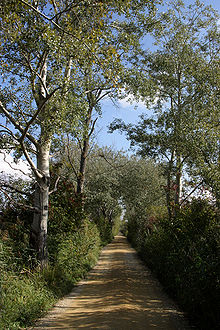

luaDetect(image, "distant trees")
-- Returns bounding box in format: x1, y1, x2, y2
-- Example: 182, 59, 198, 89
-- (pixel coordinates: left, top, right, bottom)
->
51, 142, 165, 243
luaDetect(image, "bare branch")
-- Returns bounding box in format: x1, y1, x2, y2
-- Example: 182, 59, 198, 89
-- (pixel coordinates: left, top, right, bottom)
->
97, 90, 113, 103
99, 152, 128, 170
0, 100, 39, 148
88, 118, 98, 137
49, 176, 60, 195
19, 141, 43, 180
10, 98, 29, 125
0, 187, 39, 212
0, 124, 18, 141
51, 0, 58, 14
180, 181, 204, 205
76, 135, 83, 153
0, 152, 31, 178
20, 0, 55, 23
20, 86, 61, 143
66, 135, 79, 179
0, 182, 31, 196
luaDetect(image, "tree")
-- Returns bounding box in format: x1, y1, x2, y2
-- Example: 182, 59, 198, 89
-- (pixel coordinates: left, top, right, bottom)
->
110, 0, 219, 217
0, 0, 160, 266
55, 0, 159, 201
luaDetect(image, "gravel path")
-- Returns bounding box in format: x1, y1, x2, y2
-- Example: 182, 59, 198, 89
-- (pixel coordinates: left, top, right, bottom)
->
31, 234, 193, 329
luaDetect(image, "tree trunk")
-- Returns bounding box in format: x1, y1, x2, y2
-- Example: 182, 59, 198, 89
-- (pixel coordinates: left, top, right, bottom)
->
174, 154, 182, 207
165, 154, 174, 220
77, 137, 89, 196
76, 106, 93, 197
30, 141, 51, 268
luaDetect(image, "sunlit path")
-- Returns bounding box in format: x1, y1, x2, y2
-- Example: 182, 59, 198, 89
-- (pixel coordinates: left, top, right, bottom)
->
32, 235, 192, 329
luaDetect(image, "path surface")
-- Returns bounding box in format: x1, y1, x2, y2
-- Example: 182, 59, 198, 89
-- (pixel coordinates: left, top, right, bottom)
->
32, 235, 192, 329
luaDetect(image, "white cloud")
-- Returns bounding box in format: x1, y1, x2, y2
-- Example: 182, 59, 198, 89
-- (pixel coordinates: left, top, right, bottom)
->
118, 93, 146, 109
0, 152, 31, 180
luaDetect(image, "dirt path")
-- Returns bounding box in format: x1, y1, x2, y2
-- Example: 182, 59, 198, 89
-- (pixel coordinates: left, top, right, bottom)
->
32, 234, 193, 329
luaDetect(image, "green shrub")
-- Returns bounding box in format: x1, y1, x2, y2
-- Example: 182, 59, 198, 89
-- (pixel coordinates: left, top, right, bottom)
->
0, 206, 33, 268
0, 272, 55, 329
129, 199, 220, 329
56, 220, 101, 282
112, 215, 121, 236
0, 238, 16, 273
93, 215, 113, 245
0, 219, 101, 329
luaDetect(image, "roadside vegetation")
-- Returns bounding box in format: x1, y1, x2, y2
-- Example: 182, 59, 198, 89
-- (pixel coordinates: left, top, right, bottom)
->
124, 199, 219, 329
0, 167, 119, 329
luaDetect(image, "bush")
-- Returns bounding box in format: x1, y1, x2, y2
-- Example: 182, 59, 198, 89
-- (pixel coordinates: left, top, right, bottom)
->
93, 215, 113, 246
0, 272, 55, 329
0, 220, 101, 329
0, 206, 33, 268
56, 220, 101, 282
129, 199, 220, 329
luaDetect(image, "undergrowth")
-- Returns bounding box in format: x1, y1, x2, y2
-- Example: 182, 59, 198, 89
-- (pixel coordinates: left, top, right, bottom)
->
127, 199, 220, 330
0, 220, 101, 329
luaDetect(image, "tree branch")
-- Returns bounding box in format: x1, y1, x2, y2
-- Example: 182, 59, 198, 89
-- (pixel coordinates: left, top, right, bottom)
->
0, 100, 39, 148
20, 141, 43, 180
66, 135, 79, 179
88, 118, 98, 137
0, 182, 31, 196
0, 124, 19, 141
20, 87, 61, 143
180, 181, 204, 205
49, 176, 60, 195
0, 152, 31, 178
0, 187, 39, 212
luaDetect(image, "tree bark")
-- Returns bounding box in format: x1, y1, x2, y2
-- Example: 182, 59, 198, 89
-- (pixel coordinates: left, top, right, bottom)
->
165, 152, 174, 220
30, 141, 51, 268
76, 106, 93, 197
77, 137, 89, 196
174, 154, 182, 207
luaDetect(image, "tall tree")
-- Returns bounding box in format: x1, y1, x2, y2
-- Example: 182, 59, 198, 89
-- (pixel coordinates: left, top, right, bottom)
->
110, 0, 219, 217
0, 0, 159, 266
52, 0, 159, 201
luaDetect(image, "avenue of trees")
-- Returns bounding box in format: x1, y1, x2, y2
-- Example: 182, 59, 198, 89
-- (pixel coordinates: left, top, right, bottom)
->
0, 1, 219, 329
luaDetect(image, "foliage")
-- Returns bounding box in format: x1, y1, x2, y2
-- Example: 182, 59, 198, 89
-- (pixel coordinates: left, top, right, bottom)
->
1, 207, 32, 257
92, 215, 114, 246
0, 219, 101, 329
85, 147, 122, 221
120, 156, 166, 245
112, 215, 121, 236
131, 199, 220, 329
56, 220, 101, 282
0, 271, 55, 329
47, 175, 84, 257
110, 0, 220, 215
50, 144, 124, 243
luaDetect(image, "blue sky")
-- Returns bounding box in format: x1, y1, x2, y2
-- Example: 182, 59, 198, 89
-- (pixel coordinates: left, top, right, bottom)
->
95, 0, 220, 152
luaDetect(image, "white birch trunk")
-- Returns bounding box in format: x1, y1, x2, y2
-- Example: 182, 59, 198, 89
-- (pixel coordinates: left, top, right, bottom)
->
31, 140, 51, 268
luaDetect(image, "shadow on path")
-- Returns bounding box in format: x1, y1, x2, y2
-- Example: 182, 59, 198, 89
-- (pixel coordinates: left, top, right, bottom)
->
32, 235, 192, 329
